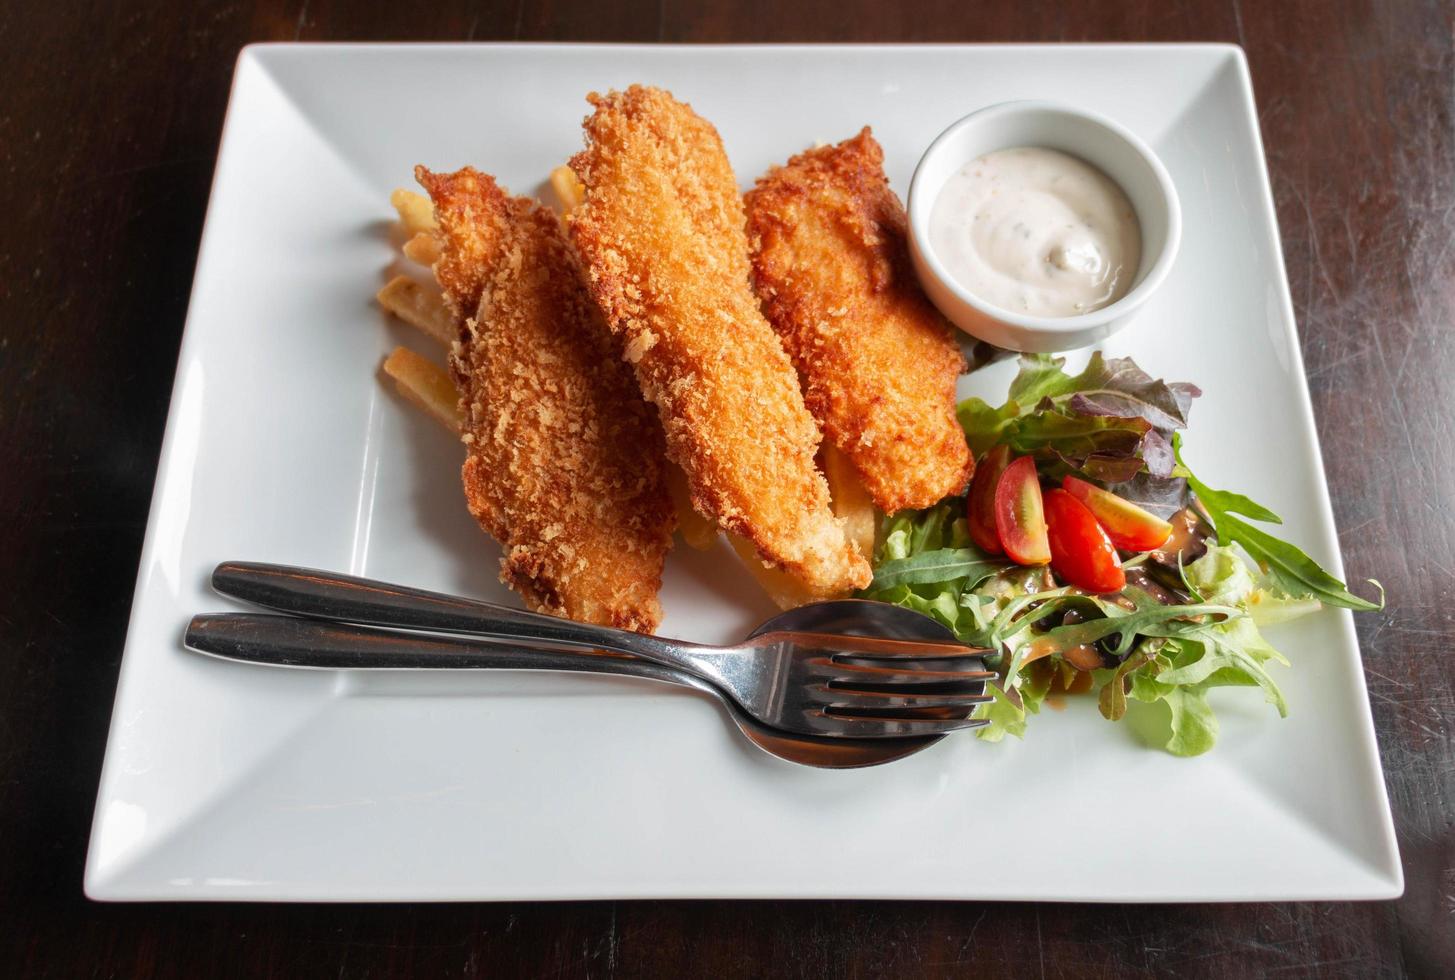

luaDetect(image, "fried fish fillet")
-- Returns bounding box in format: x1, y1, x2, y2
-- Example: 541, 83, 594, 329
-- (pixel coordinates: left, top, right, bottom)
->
568, 86, 870, 597
745, 129, 973, 514
416, 165, 674, 633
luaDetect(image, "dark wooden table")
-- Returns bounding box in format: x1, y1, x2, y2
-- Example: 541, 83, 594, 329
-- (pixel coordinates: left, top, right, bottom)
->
3, 1, 1452, 977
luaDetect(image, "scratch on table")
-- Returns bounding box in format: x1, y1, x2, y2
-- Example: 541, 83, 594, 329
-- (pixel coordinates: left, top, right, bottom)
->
606, 903, 618, 975
1034, 907, 1045, 979
1413, 721, 1445, 740
1265, 954, 1376, 975
1364, 667, 1414, 690
1306, 340, 1375, 380
1336, 517, 1377, 539
1364, 686, 1401, 708
1292, 179, 1340, 302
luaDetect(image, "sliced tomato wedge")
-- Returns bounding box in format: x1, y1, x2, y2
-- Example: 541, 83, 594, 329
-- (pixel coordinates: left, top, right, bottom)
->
1043, 489, 1126, 593
1062, 476, 1174, 552
993, 455, 1051, 565
966, 445, 1011, 554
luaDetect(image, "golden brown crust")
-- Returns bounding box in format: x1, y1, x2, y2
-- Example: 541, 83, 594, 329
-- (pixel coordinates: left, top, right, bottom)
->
744, 129, 973, 514
568, 86, 870, 597
416, 165, 674, 633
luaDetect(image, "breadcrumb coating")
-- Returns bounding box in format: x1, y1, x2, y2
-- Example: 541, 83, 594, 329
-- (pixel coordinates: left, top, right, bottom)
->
567, 86, 870, 597
745, 129, 972, 514
416, 165, 674, 632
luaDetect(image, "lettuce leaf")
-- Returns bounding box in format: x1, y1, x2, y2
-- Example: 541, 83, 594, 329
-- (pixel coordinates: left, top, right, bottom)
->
973, 684, 1029, 743
1158, 685, 1219, 757
957, 398, 1019, 456
1010, 352, 1200, 429
1003, 411, 1151, 461
959, 353, 1198, 486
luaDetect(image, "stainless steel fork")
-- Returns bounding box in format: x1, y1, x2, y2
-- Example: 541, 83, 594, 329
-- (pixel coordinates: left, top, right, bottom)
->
192, 561, 995, 740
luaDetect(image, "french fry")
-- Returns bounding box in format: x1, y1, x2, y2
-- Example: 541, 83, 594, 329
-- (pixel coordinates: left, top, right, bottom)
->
822, 443, 878, 561
402, 231, 441, 266
376, 275, 455, 346
664, 463, 717, 550
390, 188, 437, 236
727, 533, 818, 611
382, 347, 460, 432
549, 164, 585, 213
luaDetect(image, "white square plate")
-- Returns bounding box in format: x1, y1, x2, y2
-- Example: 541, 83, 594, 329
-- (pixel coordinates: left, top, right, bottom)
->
86, 43, 1401, 902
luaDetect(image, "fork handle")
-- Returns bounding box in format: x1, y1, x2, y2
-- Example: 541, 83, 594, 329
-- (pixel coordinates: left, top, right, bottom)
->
211, 561, 706, 671
187, 611, 684, 680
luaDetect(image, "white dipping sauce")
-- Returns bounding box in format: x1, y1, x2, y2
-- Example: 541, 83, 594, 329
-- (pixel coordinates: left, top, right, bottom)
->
928, 147, 1141, 317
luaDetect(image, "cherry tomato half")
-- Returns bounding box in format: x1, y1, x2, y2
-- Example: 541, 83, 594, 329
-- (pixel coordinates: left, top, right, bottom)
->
1043, 489, 1126, 593
993, 455, 1051, 565
967, 445, 1011, 555
1062, 476, 1174, 552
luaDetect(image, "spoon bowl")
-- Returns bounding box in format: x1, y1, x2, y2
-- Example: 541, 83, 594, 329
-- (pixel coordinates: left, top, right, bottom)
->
735, 599, 972, 767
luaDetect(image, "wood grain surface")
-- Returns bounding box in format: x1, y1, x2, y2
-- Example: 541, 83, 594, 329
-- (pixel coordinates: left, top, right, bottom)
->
1, 1, 1451, 977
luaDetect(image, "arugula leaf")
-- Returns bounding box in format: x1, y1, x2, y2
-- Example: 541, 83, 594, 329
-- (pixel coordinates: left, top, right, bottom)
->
1177, 446, 1281, 524
1172, 435, 1383, 612
1008, 596, 1239, 666
1097, 646, 1154, 721
868, 548, 1008, 590
1216, 513, 1384, 612
862, 505, 1006, 641
1157, 631, 1288, 716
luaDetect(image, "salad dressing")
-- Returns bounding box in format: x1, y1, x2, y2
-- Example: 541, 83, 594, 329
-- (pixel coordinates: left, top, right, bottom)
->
928, 147, 1141, 317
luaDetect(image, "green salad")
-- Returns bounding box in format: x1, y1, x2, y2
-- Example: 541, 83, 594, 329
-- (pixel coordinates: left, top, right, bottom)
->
859, 353, 1382, 756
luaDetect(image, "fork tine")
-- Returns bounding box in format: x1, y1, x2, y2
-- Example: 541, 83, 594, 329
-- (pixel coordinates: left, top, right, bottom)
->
803, 712, 989, 738
820, 692, 994, 710
779, 631, 986, 659
812, 662, 996, 686
833, 654, 996, 674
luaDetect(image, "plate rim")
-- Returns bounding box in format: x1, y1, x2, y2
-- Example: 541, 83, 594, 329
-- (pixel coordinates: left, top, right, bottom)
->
84, 41, 1403, 903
